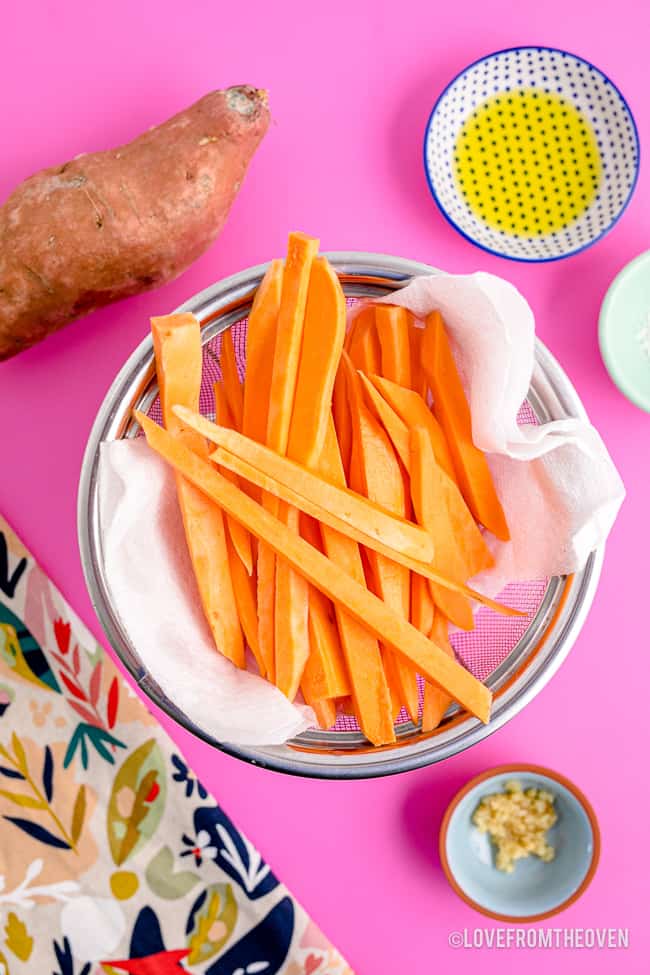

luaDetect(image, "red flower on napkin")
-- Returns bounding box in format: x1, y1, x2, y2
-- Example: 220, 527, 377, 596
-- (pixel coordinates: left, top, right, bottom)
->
101, 949, 189, 974
53, 618, 71, 654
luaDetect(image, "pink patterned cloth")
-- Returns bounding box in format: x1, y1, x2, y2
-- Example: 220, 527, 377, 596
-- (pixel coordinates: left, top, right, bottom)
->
0, 514, 353, 975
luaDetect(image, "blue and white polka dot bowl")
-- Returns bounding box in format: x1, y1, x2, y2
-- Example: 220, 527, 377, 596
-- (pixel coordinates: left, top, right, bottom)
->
424, 47, 640, 262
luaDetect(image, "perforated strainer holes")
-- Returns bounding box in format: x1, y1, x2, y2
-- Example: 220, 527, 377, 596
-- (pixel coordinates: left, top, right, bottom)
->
453, 89, 602, 237
452, 579, 549, 683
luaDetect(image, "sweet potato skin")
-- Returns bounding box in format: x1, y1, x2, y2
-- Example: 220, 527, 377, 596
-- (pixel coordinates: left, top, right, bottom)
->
0, 86, 270, 359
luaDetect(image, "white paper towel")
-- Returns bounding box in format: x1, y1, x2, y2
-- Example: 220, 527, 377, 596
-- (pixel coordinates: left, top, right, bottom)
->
99, 437, 314, 745
375, 272, 625, 586
97, 270, 624, 745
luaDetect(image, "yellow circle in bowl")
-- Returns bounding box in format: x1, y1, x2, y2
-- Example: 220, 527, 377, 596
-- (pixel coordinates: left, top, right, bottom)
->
453, 89, 602, 237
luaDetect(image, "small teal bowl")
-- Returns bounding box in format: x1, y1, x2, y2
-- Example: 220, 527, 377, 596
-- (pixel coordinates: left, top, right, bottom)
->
439, 765, 600, 922
424, 47, 640, 261
599, 250, 650, 412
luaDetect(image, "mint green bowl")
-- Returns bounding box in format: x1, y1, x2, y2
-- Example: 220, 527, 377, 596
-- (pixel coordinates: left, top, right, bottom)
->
599, 251, 650, 412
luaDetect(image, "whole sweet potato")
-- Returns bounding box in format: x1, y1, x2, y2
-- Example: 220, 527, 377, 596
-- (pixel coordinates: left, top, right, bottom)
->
0, 86, 270, 360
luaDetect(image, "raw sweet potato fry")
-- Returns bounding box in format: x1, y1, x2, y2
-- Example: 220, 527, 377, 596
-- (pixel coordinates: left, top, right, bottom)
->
135, 413, 493, 724
370, 375, 456, 482
220, 329, 244, 430
269, 234, 319, 699
173, 409, 434, 562
338, 696, 356, 717
243, 261, 284, 676
421, 310, 510, 541
256, 545, 276, 683
332, 366, 353, 477
409, 319, 427, 397
267, 232, 319, 455
303, 587, 351, 700
357, 371, 411, 469
226, 533, 265, 677
346, 426, 364, 496
383, 650, 407, 721
357, 371, 414, 525
276, 250, 346, 700
315, 421, 395, 746
214, 382, 253, 575
371, 376, 494, 579
150, 314, 244, 668
260, 233, 319, 695
347, 306, 381, 375
242, 260, 283, 448
214, 447, 421, 561
300, 514, 350, 701
278, 257, 347, 701
207, 443, 521, 618
288, 257, 347, 468
274, 537, 310, 701
411, 573, 435, 636
410, 425, 475, 630
375, 304, 411, 388
311, 697, 338, 731
287, 258, 351, 703
343, 307, 360, 351
151, 313, 202, 428
422, 614, 455, 732
342, 354, 419, 722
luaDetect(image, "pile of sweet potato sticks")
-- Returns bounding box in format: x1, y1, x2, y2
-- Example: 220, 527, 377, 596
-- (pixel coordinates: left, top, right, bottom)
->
137, 232, 519, 747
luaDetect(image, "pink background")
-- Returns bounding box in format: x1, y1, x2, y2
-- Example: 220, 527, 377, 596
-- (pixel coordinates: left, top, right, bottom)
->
2, 1, 650, 971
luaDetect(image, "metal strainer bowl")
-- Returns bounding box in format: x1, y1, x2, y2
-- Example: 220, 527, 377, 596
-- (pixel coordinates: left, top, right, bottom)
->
78, 253, 603, 778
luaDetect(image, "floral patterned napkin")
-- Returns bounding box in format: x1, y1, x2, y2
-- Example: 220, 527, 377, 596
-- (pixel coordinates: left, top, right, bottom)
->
0, 515, 352, 975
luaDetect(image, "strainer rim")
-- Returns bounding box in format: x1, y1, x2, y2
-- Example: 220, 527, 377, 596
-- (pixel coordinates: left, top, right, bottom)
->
77, 252, 604, 778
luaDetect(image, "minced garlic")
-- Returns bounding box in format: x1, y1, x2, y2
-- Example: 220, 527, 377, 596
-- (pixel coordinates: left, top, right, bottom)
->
472, 779, 557, 873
